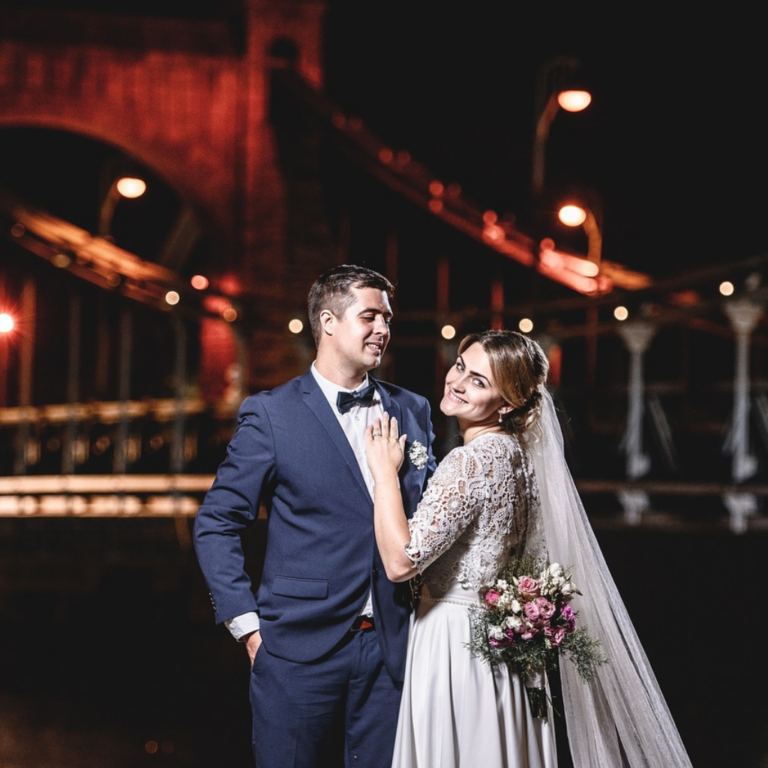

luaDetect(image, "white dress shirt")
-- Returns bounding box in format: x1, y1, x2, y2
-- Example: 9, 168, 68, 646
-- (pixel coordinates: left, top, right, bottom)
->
225, 363, 382, 641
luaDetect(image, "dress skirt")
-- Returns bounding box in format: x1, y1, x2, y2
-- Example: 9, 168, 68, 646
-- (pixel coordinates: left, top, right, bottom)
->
392, 582, 558, 768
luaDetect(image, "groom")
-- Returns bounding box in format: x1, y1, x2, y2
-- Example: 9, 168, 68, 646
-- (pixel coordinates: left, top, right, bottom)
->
193, 264, 436, 767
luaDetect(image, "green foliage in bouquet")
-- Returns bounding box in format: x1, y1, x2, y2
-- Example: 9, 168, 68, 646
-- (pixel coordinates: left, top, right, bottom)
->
467, 554, 607, 719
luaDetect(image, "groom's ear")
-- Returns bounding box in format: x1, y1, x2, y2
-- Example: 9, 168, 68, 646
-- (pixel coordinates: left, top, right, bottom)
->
319, 309, 335, 336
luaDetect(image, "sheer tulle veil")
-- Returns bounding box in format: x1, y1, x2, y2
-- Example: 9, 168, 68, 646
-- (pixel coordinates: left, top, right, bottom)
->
531, 388, 692, 767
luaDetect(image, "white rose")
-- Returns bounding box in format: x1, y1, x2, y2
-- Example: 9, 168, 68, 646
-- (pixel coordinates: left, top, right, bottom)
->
505, 615, 523, 631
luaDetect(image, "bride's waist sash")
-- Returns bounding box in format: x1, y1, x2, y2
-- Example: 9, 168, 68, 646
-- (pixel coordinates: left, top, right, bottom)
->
421, 581, 482, 606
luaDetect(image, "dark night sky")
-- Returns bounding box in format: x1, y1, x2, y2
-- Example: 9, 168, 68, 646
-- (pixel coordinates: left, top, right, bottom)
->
323, 3, 768, 279
1, 1, 767, 281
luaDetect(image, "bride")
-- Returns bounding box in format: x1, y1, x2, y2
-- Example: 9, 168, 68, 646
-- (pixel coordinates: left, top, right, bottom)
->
365, 329, 692, 767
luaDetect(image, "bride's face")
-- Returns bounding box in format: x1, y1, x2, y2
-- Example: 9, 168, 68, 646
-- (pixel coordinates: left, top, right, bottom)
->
440, 343, 506, 425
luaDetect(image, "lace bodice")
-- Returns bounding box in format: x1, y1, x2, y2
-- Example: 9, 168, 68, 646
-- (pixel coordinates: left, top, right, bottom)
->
405, 432, 543, 594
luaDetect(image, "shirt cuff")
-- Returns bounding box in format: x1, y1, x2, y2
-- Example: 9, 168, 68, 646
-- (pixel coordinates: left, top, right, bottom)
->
225, 612, 260, 641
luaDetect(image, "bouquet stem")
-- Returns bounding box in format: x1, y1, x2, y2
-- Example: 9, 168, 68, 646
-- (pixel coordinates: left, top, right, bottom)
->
526, 687, 549, 721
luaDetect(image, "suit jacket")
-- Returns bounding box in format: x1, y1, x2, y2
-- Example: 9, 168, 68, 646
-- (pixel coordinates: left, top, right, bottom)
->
193, 369, 436, 683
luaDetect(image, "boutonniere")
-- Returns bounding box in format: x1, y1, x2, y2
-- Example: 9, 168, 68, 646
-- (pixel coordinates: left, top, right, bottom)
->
408, 440, 428, 470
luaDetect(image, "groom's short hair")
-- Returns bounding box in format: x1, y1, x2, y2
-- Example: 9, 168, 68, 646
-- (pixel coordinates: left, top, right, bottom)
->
307, 264, 394, 346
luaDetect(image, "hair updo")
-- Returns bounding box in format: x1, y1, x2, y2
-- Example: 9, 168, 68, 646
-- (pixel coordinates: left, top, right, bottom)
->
457, 330, 549, 441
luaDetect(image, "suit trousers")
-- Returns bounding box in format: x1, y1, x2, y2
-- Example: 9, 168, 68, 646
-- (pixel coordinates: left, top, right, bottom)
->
250, 628, 402, 768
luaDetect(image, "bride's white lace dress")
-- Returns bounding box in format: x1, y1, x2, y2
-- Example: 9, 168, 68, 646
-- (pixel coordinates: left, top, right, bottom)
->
393, 432, 557, 768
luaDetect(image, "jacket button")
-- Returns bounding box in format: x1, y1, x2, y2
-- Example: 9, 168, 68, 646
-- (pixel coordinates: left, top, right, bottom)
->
372, 567, 379, 579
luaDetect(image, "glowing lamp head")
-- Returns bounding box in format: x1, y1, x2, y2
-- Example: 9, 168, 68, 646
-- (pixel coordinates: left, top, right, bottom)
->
557, 89, 592, 112
0, 313, 14, 333
116, 177, 147, 199
558, 205, 587, 227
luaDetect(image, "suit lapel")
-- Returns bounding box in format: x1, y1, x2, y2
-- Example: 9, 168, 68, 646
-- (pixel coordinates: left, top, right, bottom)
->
300, 372, 373, 504
375, 379, 401, 425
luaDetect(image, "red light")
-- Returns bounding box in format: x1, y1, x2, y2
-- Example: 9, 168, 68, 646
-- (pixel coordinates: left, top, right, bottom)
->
0, 313, 14, 333
429, 181, 444, 197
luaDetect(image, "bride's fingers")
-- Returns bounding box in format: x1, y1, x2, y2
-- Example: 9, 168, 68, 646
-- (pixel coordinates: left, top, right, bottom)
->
381, 413, 398, 440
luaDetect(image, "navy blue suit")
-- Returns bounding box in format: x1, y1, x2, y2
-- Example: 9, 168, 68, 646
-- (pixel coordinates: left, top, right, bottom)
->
194, 370, 436, 766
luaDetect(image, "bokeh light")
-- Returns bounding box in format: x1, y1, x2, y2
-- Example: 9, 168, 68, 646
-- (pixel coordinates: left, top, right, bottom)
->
518, 318, 534, 333
288, 318, 304, 334
614, 306, 629, 321
441, 324, 456, 340
719, 281, 735, 296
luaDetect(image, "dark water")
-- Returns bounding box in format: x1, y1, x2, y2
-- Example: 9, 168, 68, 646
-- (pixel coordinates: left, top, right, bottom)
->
0, 518, 765, 767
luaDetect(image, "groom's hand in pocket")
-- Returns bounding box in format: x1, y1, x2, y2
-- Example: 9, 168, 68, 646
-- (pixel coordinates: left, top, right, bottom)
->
244, 630, 262, 666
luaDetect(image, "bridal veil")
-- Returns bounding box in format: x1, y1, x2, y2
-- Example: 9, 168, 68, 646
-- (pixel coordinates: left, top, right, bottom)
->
531, 388, 692, 767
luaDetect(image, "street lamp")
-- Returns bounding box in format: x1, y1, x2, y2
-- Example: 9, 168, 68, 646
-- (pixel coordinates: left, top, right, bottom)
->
531, 56, 592, 201
98, 175, 147, 238
558, 202, 602, 268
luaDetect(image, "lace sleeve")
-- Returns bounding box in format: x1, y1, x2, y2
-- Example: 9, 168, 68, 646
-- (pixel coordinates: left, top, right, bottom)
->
404, 446, 485, 571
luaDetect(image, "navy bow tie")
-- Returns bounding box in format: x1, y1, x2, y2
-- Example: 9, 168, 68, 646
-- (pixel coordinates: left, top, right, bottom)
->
336, 384, 376, 414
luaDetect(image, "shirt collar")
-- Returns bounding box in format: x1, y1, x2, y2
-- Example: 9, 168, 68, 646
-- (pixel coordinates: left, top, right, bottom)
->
311, 362, 374, 404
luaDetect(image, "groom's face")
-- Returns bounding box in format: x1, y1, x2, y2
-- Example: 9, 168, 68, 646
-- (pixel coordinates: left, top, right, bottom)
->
323, 286, 392, 374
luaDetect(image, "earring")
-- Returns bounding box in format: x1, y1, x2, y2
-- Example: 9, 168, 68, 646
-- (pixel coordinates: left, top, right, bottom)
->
498, 412, 504, 424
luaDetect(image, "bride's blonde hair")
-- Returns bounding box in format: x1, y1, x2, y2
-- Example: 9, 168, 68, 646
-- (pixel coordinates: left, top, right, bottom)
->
458, 330, 549, 440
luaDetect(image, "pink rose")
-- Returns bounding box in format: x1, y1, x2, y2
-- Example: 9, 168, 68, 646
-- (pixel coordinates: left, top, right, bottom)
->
517, 576, 540, 599
535, 597, 555, 619
523, 601, 541, 621
560, 604, 576, 633
545, 625, 566, 646
484, 588, 502, 607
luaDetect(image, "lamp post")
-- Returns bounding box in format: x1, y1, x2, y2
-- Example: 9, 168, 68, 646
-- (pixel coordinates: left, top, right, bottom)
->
98, 175, 147, 238
557, 199, 604, 385
558, 202, 602, 269
531, 56, 592, 201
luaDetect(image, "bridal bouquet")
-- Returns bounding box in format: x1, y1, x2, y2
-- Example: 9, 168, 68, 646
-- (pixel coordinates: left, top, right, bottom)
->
468, 554, 607, 720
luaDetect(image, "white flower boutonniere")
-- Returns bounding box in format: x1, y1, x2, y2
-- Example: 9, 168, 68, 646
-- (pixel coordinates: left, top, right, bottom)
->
408, 440, 428, 470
